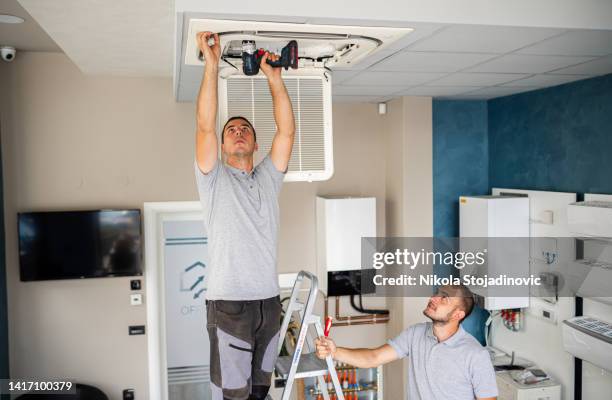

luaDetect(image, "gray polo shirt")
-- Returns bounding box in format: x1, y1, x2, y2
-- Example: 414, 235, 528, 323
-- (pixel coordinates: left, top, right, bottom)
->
388, 322, 498, 400
194, 154, 285, 300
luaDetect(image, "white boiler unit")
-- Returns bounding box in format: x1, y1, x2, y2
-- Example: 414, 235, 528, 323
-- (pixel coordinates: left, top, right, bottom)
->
316, 196, 376, 295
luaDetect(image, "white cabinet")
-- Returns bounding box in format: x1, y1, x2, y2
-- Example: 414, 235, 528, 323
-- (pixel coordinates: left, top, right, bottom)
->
459, 195, 530, 310
496, 371, 561, 400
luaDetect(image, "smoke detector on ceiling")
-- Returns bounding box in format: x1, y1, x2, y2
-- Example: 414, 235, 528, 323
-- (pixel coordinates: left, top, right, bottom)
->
185, 19, 413, 76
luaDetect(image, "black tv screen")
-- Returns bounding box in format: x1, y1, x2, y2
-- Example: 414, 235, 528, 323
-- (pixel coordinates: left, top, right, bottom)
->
18, 209, 142, 281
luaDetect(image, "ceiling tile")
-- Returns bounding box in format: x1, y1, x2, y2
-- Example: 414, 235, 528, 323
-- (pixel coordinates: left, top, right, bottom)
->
500, 74, 592, 87
340, 49, 397, 71
396, 86, 483, 97
409, 25, 564, 54
381, 22, 447, 51
517, 30, 612, 57
332, 95, 383, 103
370, 51, 497, 72
332, 85, 401, 96
329, 69, 361, 84
427, 72, 530, 86
343, 71, 445, 86
550, 55, 612, 75
461, 86, 540, 98
467, 54, 595, 73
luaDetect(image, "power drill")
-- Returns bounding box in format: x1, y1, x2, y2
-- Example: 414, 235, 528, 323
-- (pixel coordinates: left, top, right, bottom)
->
241, 40, 298, 76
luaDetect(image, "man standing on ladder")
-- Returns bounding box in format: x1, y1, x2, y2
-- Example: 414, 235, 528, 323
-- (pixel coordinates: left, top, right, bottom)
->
194, 31, 296, 400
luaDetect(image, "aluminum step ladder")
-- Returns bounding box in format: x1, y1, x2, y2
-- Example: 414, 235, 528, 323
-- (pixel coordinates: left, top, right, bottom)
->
274, 271, 345, 400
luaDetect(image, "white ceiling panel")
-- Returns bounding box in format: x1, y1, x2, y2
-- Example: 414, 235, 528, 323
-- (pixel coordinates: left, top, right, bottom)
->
329, 69, 362, 84
396, 86, 482, 97
500, 73, 592, 87
332, 85, 401, 96
409, 25, 565, 54
551, 55, 612, 75
343, 71, 445, 86
459, 86, 540, 99
517, 30, 612, 56
16, 0, 611, 102
18, 0, 174, 76
332, 95, 383, 103
379, 22, 447, 51
370, 51, 497, 72
468, 54, 595, 73
338, 50, 397, 71
428, 72, 530, 86
0, 0, 61, 52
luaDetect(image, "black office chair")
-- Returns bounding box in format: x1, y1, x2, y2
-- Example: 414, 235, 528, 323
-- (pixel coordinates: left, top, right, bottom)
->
15, 383, 109, 400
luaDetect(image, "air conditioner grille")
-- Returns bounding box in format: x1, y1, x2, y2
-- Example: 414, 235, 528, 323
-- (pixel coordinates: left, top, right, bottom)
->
226, 77, 326, 174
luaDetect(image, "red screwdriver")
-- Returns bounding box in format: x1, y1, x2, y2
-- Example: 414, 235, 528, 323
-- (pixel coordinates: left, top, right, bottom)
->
324, 316, 333, 337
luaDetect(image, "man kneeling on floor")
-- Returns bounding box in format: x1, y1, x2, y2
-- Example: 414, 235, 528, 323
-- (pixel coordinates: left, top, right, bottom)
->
315, 285, 498, 400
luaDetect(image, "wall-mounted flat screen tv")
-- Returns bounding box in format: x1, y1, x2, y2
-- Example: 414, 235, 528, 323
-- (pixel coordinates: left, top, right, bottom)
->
18, 209, 142, 281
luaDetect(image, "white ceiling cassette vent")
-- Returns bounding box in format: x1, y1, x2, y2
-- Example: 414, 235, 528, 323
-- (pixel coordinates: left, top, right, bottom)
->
218, 71, 333, 182
185, 19, 413, 72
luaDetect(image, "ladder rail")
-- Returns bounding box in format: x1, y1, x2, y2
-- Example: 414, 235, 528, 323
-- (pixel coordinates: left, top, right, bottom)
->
277, 273, 302, 355
313, 320, 344, 399
277, 271, 319, 354
281, 272, 319, 400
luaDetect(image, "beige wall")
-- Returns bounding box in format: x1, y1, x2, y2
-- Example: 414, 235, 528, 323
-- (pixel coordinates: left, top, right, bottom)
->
382, 97, 433, 400
1, 52, 412, 399
2, 52, 195, 399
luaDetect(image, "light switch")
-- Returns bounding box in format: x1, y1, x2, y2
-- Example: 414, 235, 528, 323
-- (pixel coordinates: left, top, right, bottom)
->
130, 294, 143, 306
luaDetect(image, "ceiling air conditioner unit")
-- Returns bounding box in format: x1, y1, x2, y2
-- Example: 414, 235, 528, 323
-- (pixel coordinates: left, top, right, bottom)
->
184, 19, 412, 71
184, 19, 412, 182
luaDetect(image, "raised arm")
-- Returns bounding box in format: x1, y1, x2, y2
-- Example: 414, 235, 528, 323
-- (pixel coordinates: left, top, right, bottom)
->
195, 31, 221, 174
259, 52, 296, 173
315, 337, 399, 369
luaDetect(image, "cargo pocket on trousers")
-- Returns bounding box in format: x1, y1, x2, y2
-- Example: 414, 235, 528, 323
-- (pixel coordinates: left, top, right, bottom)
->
217, 327, 253, 390
261, 330, 280, 373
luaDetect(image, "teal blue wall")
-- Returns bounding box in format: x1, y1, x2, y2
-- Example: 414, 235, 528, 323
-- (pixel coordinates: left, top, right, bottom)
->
432, 73, 612, 345
433, 100, 490, 345
433, 100, 489, 237
489, 73, 612, 195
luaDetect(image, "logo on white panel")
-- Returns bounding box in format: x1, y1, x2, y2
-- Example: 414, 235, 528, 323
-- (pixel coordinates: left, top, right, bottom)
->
180, 261, 206, 299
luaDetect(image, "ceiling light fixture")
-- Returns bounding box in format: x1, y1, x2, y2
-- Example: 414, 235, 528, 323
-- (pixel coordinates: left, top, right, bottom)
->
0, 14, 25, 24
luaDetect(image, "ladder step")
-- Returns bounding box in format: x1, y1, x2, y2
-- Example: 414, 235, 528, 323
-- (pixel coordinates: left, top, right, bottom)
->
275, 353, 330, 379
292, 301, 304, 311
307, 314, 321, 324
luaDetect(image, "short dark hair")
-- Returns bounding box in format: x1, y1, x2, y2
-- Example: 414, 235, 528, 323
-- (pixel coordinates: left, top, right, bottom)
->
454, 285, 475, 322
221, 116, 256, 144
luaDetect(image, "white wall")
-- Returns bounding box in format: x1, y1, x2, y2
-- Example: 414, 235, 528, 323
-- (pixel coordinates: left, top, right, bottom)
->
489, 189, 612, 400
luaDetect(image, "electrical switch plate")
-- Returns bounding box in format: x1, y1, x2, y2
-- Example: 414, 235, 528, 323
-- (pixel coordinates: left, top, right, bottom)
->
130, 294, 143, 306
528, 303, 557, 324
